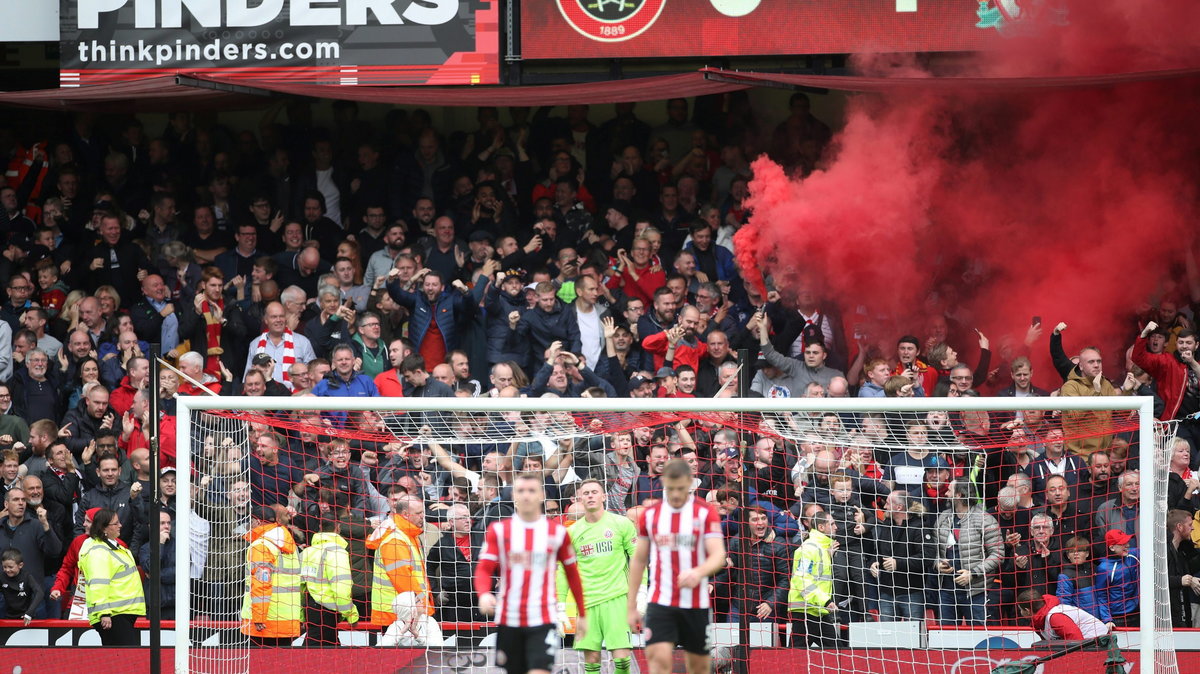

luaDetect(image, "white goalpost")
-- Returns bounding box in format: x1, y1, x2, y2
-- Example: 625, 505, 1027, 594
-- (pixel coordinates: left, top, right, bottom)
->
173, 394, 1173, 674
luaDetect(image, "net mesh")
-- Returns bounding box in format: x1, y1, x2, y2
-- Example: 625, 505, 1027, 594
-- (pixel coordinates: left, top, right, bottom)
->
188, 411, 252, 674
179, 400, 1177, 674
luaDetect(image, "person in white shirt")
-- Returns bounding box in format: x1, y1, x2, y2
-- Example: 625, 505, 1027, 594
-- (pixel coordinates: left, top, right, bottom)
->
245, 302, 316, 389
573, 275, 606, 370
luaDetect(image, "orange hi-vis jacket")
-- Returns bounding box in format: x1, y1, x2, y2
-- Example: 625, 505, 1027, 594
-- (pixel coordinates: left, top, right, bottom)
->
367, 515, 434, 626
240, 523, 302, 639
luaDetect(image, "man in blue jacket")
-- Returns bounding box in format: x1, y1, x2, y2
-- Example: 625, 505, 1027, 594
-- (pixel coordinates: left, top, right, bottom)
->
1095, 528, 1140, 627
312, 344, 379, 427
386, 267, 487, 369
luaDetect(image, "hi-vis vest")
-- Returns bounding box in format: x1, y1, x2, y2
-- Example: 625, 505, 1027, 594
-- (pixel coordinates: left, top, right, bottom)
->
240, 524, 303, 638
301, 532, 359, 622
1043, 603, 1110, 640
788, 529, 835, 616
78, 537, 146, 625
369, 516, 432, 626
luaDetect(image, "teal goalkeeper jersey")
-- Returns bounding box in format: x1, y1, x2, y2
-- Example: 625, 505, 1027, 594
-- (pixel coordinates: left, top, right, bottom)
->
569, 511, 638, 607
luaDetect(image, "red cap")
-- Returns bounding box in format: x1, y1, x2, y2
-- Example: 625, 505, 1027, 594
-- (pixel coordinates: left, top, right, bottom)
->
86, 507, 103, 522
1105, 529, 1133, 547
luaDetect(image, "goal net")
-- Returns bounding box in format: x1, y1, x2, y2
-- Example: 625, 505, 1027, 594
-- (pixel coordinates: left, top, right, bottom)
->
173, 395, 1177, 674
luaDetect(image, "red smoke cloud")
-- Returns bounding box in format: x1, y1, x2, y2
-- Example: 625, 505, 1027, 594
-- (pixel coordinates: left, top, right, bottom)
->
735, 0, 1200, 367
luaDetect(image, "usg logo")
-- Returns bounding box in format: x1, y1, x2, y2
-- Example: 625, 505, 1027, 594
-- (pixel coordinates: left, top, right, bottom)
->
556, 0, 667, 42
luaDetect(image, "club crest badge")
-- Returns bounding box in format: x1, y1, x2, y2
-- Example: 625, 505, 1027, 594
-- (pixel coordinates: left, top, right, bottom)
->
976, 0, 1068, 35
556, 0, 668, 43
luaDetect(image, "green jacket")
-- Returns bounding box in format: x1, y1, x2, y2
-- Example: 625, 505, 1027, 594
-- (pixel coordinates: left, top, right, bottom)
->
788, 529, 835, 616
353, 333, 388, 379
79, 537, 146, 625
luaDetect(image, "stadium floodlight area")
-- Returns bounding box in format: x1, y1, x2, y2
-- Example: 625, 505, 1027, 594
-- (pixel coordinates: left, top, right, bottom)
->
173, 395, 1177, 674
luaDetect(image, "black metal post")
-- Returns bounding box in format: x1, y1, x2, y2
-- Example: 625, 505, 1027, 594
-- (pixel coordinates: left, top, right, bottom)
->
736, 348, 751, 399
148, 346, 161, 674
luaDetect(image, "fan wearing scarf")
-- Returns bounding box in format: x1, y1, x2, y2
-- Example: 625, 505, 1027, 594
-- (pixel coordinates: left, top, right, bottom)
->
194, 267, 227, 376
246, 301, 316, 390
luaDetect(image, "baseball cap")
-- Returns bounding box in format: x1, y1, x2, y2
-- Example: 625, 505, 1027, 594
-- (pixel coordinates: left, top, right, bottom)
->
607, 200, 634, 221
252, 353, 273, 366
629, 374, 652, 390
1105, 529, 1133, 547
925, 456, 950, 470
655, 366, 675, 379
720, 446, 741, 460
6, 233, 31, 253
161, 467, 176, 476
469, 230, 495, 244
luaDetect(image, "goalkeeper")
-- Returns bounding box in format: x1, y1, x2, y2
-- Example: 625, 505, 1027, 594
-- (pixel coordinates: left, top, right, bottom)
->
569, 479, 638, 674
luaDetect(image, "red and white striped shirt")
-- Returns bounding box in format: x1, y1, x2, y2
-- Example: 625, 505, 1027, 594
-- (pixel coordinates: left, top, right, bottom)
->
477, 515, 580, 627
638, 496, 722, 609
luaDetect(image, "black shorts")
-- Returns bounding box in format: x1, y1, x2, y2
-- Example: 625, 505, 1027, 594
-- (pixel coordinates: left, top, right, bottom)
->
643, 603, 712, 656
495, 624, 558, 674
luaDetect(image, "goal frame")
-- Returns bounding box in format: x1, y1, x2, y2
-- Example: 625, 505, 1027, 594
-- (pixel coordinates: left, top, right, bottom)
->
174, 394, 1160, 674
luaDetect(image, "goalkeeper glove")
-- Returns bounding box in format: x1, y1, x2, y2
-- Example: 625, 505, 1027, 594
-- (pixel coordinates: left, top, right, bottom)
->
555, 602, 572, 636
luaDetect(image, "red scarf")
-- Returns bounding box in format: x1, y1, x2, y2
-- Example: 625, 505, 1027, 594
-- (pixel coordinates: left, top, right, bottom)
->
256, 330, 294, 385
202, 297, 224, 366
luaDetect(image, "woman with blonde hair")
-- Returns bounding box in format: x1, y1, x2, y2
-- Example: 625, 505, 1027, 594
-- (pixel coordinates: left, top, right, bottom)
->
61, 289, 87, 332
93, 285, 121, 320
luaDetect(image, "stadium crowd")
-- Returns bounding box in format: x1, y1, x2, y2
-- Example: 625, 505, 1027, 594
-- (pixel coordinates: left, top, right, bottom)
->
0, 97, 1197, 647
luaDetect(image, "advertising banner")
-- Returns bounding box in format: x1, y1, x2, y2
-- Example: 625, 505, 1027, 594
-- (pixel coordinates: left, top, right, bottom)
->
59, 0, 499, 87
4, 646, 1192, 673
519, 0, 1011, 60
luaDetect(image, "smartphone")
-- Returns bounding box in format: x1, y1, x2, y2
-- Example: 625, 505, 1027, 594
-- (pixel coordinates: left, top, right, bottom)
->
1031, 316, 1041, 327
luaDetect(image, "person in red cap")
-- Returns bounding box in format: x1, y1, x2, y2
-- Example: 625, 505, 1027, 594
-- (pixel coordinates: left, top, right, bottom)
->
1095, 528, 1140, 627
49, 506, 110, 619
1017, 590, 1113, 641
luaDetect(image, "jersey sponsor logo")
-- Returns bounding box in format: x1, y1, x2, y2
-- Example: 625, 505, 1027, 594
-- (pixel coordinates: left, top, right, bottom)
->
556, 0, 668, 43
507, 550, 550, 566
653, 533, 697, 549
579, 540, 615, 557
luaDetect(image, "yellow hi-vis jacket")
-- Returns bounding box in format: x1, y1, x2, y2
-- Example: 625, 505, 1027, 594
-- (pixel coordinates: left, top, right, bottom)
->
240, 523, 303, 638
788, 528, 835, 616
301, 532, 360, 624
78, 537, 146, 626
367, 515, 433, 626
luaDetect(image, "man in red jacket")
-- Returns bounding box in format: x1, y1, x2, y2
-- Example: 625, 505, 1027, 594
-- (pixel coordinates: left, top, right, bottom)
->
1132, 321, 1196, 421
1133, 321, 1200, 468
1018, 590, 1111, 641
642, 306, 707, 372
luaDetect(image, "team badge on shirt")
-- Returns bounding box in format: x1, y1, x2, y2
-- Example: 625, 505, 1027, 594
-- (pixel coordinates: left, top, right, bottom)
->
556, 0, 667, 43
